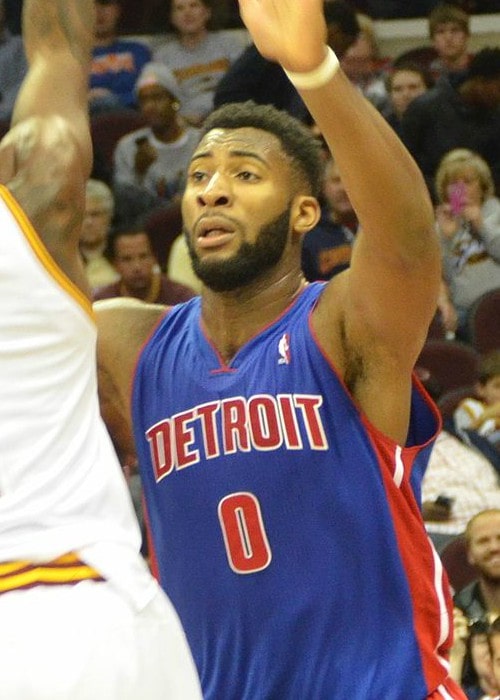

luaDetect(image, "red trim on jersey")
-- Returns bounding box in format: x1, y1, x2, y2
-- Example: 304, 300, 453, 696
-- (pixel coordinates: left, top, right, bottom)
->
367, 430, 457, 694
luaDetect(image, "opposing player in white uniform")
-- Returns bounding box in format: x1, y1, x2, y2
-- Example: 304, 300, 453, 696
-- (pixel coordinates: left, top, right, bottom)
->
0, 1, 201, 698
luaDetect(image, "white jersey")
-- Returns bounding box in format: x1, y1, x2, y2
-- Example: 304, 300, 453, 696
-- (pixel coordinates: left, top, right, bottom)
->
0, 185, 156, 609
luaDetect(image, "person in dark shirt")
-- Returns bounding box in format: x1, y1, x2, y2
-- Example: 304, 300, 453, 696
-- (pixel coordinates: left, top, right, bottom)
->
93, 226, 196, 304
301, 155, 358, 281
213, 1, 360, 121
400, 48, 500, 200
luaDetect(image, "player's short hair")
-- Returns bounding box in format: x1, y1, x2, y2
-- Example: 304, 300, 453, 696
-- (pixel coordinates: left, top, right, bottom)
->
428, 3, 470, 38
200, 101, 324, 198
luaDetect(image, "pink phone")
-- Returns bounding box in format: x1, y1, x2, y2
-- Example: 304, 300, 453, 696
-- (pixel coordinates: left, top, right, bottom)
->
448, 181, 466, 217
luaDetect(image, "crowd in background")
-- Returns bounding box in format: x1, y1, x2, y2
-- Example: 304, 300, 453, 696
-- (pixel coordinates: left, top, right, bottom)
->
2, 1, 499, 697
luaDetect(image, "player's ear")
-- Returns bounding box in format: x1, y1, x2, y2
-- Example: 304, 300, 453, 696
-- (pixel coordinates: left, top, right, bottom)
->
291, 195, 320, 236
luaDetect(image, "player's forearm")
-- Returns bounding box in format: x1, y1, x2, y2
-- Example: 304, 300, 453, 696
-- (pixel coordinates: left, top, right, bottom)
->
23, 0, 94, 68
297, 68, 436, 262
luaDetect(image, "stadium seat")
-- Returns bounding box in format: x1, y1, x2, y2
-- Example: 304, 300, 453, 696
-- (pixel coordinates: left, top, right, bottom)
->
468, 288, 500, 356
416, 339, 480, 398
439, 535, 477, 595
143, 202, 183, 271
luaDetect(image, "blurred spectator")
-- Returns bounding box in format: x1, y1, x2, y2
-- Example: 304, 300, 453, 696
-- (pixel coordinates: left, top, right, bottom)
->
454, 350, 500, 449
488, 617, 500, 699
112, 63, 200, 204
340, 13, 392, 114
301, 156, 358, 282
454, 509, 500, 624
401, 48, 500, 199
2, 0, 21, 34
385, 61, 434, 135
0, 0, 27, 121
451, 614, 499, 700
93, 226, 196, 304
154, 0, 246, 127
167, 234, 203, 294
80, 179, 120, 291
90, 0, 152, 114
353, 0, 441, 19
214, 1, 360, 121
421, 430, 500, 552
435, 148, 500, 339
428, 3, 473, 82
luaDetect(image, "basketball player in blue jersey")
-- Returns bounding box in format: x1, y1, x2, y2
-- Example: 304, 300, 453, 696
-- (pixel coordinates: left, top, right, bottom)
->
95, 0, 466, 697
0, 1, 201, 698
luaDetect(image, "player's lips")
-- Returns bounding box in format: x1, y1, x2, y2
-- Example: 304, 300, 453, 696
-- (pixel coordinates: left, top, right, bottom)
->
195, 216, 236, 248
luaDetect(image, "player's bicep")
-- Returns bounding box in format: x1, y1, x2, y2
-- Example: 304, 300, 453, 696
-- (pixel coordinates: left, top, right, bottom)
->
344, 225, 441, 363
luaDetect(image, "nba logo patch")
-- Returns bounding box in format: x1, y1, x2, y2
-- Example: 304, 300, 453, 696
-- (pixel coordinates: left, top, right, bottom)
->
278, 332, 290, 365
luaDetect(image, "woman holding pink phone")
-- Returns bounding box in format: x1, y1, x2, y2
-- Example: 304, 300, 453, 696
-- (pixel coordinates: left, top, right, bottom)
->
435, 148, 500, 341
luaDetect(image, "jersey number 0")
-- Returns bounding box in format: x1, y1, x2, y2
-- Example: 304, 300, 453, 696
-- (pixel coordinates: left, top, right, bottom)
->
218, 492, 272, 574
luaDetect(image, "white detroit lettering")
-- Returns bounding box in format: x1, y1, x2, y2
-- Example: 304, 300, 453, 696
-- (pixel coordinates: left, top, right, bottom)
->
145, 393, 328, 482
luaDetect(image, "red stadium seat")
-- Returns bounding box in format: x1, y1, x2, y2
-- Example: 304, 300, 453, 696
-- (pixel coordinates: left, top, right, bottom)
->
416, 339, 480, 399
439, 535, 477, 595
468, 288, 500, 356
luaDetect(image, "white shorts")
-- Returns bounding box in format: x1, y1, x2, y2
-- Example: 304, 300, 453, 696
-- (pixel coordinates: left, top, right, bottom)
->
0, 580, 202, 699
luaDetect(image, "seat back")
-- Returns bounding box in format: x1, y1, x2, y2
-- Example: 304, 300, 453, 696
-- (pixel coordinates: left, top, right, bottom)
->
439, 535, 477, 595
143, 202, 183, 271
416, 339, 480, 398
468, 288, 500, 356
437, 385, 477, 422
91, 110, 148, 176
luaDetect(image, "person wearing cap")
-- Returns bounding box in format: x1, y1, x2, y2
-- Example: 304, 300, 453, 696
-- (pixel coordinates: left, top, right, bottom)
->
112, 62, 200, 203
90, 0, 152, 113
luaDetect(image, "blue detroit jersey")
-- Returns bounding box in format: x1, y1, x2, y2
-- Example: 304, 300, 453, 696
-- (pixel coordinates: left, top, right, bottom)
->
132, 283, 455, 699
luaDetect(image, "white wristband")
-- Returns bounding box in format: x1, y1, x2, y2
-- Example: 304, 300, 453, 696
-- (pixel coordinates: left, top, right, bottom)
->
284, 46, 339, 90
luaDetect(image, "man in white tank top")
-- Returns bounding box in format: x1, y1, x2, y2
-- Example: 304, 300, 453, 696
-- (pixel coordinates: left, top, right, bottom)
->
0, 2, 201, 698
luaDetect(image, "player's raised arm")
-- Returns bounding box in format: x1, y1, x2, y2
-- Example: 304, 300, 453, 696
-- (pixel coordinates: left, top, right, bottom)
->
12, 0, 93, 170
0, 0, 95, 285
238, 0, 439, 374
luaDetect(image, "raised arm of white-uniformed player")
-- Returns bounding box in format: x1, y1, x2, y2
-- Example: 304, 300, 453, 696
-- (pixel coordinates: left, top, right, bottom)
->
239, 0, 440, 444
0, 0, 94, 288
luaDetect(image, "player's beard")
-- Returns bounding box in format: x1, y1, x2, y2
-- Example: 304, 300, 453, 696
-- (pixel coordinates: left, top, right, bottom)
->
184, 206, 291, 292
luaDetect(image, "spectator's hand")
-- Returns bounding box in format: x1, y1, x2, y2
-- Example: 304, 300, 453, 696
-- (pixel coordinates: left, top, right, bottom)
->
453, 607, 469, 645
482, 400, 500, 426
462, 203, 483, 234
435, 204, 460, 240
135, 139, 158, 177
449, 607, 469, 681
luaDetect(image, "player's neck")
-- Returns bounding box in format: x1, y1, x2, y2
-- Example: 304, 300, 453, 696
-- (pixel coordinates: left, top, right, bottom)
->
200, 269, 307, 364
